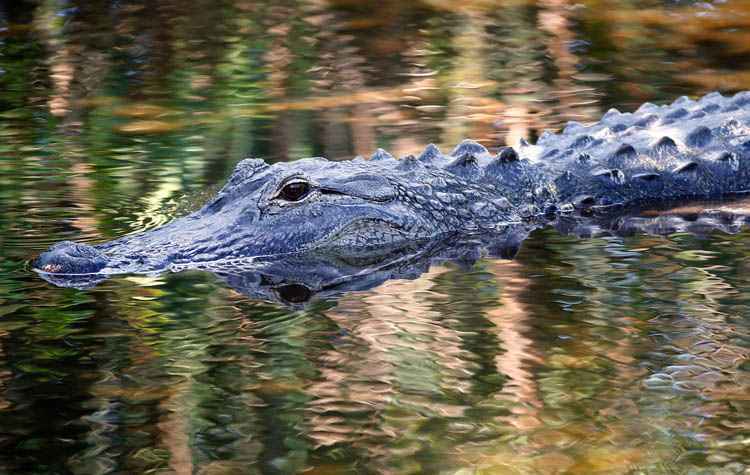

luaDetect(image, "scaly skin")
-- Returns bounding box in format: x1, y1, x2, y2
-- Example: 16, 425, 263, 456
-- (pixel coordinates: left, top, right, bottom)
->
35, 91, 750, 278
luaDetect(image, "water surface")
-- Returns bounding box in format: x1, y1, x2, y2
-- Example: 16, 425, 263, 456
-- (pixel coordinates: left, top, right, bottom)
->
2, 1, 750, 473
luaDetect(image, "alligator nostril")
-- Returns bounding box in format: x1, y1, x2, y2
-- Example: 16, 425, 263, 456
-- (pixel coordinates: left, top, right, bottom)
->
35, 241, 108, 274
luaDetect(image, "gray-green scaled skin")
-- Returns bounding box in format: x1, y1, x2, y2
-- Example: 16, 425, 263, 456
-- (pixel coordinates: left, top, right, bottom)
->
35, 91, 750, 277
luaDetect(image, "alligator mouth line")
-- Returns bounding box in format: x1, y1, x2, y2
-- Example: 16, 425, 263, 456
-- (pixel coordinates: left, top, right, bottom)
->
32, 213, 535, 277
32, 219, 415, 277
33, 263, 168, 277
171, 218, 424, 272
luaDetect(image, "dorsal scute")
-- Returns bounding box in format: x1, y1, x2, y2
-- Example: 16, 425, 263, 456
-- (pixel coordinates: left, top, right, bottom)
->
602, 108, 621, 122
450, 139, 488, 157
612, 143, 637, 160
732, 91, 750, 108
370, 148, 394, 161
357, 91, 749, 209
563, 121, 585, 135
651, 136, 680, 156
497, 147, 519, 163
663, 107, 689, 124
445, 152, 482, 180
634, 114, 658, 128
397, 154, 423, 171
672, 95, 693, 107
686, 126, 713, 148
418, 143, 443, 163
571, 134, 594, 149
538, 130, 557, 145
636, 102, 657, 114
700, 91, 723, 103
485, 147, 535, 185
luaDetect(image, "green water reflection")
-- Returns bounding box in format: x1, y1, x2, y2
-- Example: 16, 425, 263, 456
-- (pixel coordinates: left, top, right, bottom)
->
2, 0, 750, 473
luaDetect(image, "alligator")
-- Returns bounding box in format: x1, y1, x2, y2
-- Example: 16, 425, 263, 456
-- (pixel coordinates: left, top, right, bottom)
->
35, 90, 750, 285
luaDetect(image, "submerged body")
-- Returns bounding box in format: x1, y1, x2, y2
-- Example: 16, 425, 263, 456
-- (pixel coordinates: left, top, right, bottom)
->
36, 91, 750, 277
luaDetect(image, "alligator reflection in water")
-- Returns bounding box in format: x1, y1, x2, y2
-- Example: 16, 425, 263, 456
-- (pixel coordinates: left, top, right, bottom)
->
37, 199, 750, 306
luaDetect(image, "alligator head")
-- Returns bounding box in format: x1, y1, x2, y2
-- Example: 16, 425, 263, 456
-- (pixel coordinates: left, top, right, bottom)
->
35, 144, 526, 277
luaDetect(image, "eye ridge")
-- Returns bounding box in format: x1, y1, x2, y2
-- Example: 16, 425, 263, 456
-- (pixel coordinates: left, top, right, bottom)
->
277, 180, 312, 202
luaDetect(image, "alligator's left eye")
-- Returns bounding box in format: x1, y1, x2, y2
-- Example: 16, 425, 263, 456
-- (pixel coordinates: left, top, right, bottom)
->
277, 180, 311, 202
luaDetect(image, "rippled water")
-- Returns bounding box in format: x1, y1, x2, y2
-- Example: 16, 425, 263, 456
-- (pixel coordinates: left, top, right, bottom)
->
2, 1, 750, 473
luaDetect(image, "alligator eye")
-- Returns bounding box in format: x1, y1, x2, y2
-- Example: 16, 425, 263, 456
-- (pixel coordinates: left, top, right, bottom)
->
278, 181, 311, 202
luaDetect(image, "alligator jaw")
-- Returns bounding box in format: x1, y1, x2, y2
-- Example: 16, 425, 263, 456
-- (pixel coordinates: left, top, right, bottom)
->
34, 215, 201, 277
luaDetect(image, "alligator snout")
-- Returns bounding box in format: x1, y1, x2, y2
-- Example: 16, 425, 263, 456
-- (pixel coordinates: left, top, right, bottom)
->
34, 241, 109, 274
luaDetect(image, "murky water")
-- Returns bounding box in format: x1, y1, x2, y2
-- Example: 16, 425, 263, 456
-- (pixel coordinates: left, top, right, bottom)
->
2, 1, 750, 473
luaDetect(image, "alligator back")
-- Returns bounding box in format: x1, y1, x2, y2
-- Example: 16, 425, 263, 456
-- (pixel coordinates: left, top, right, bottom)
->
520, 91, 750, 210
377, 91, 750, 217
